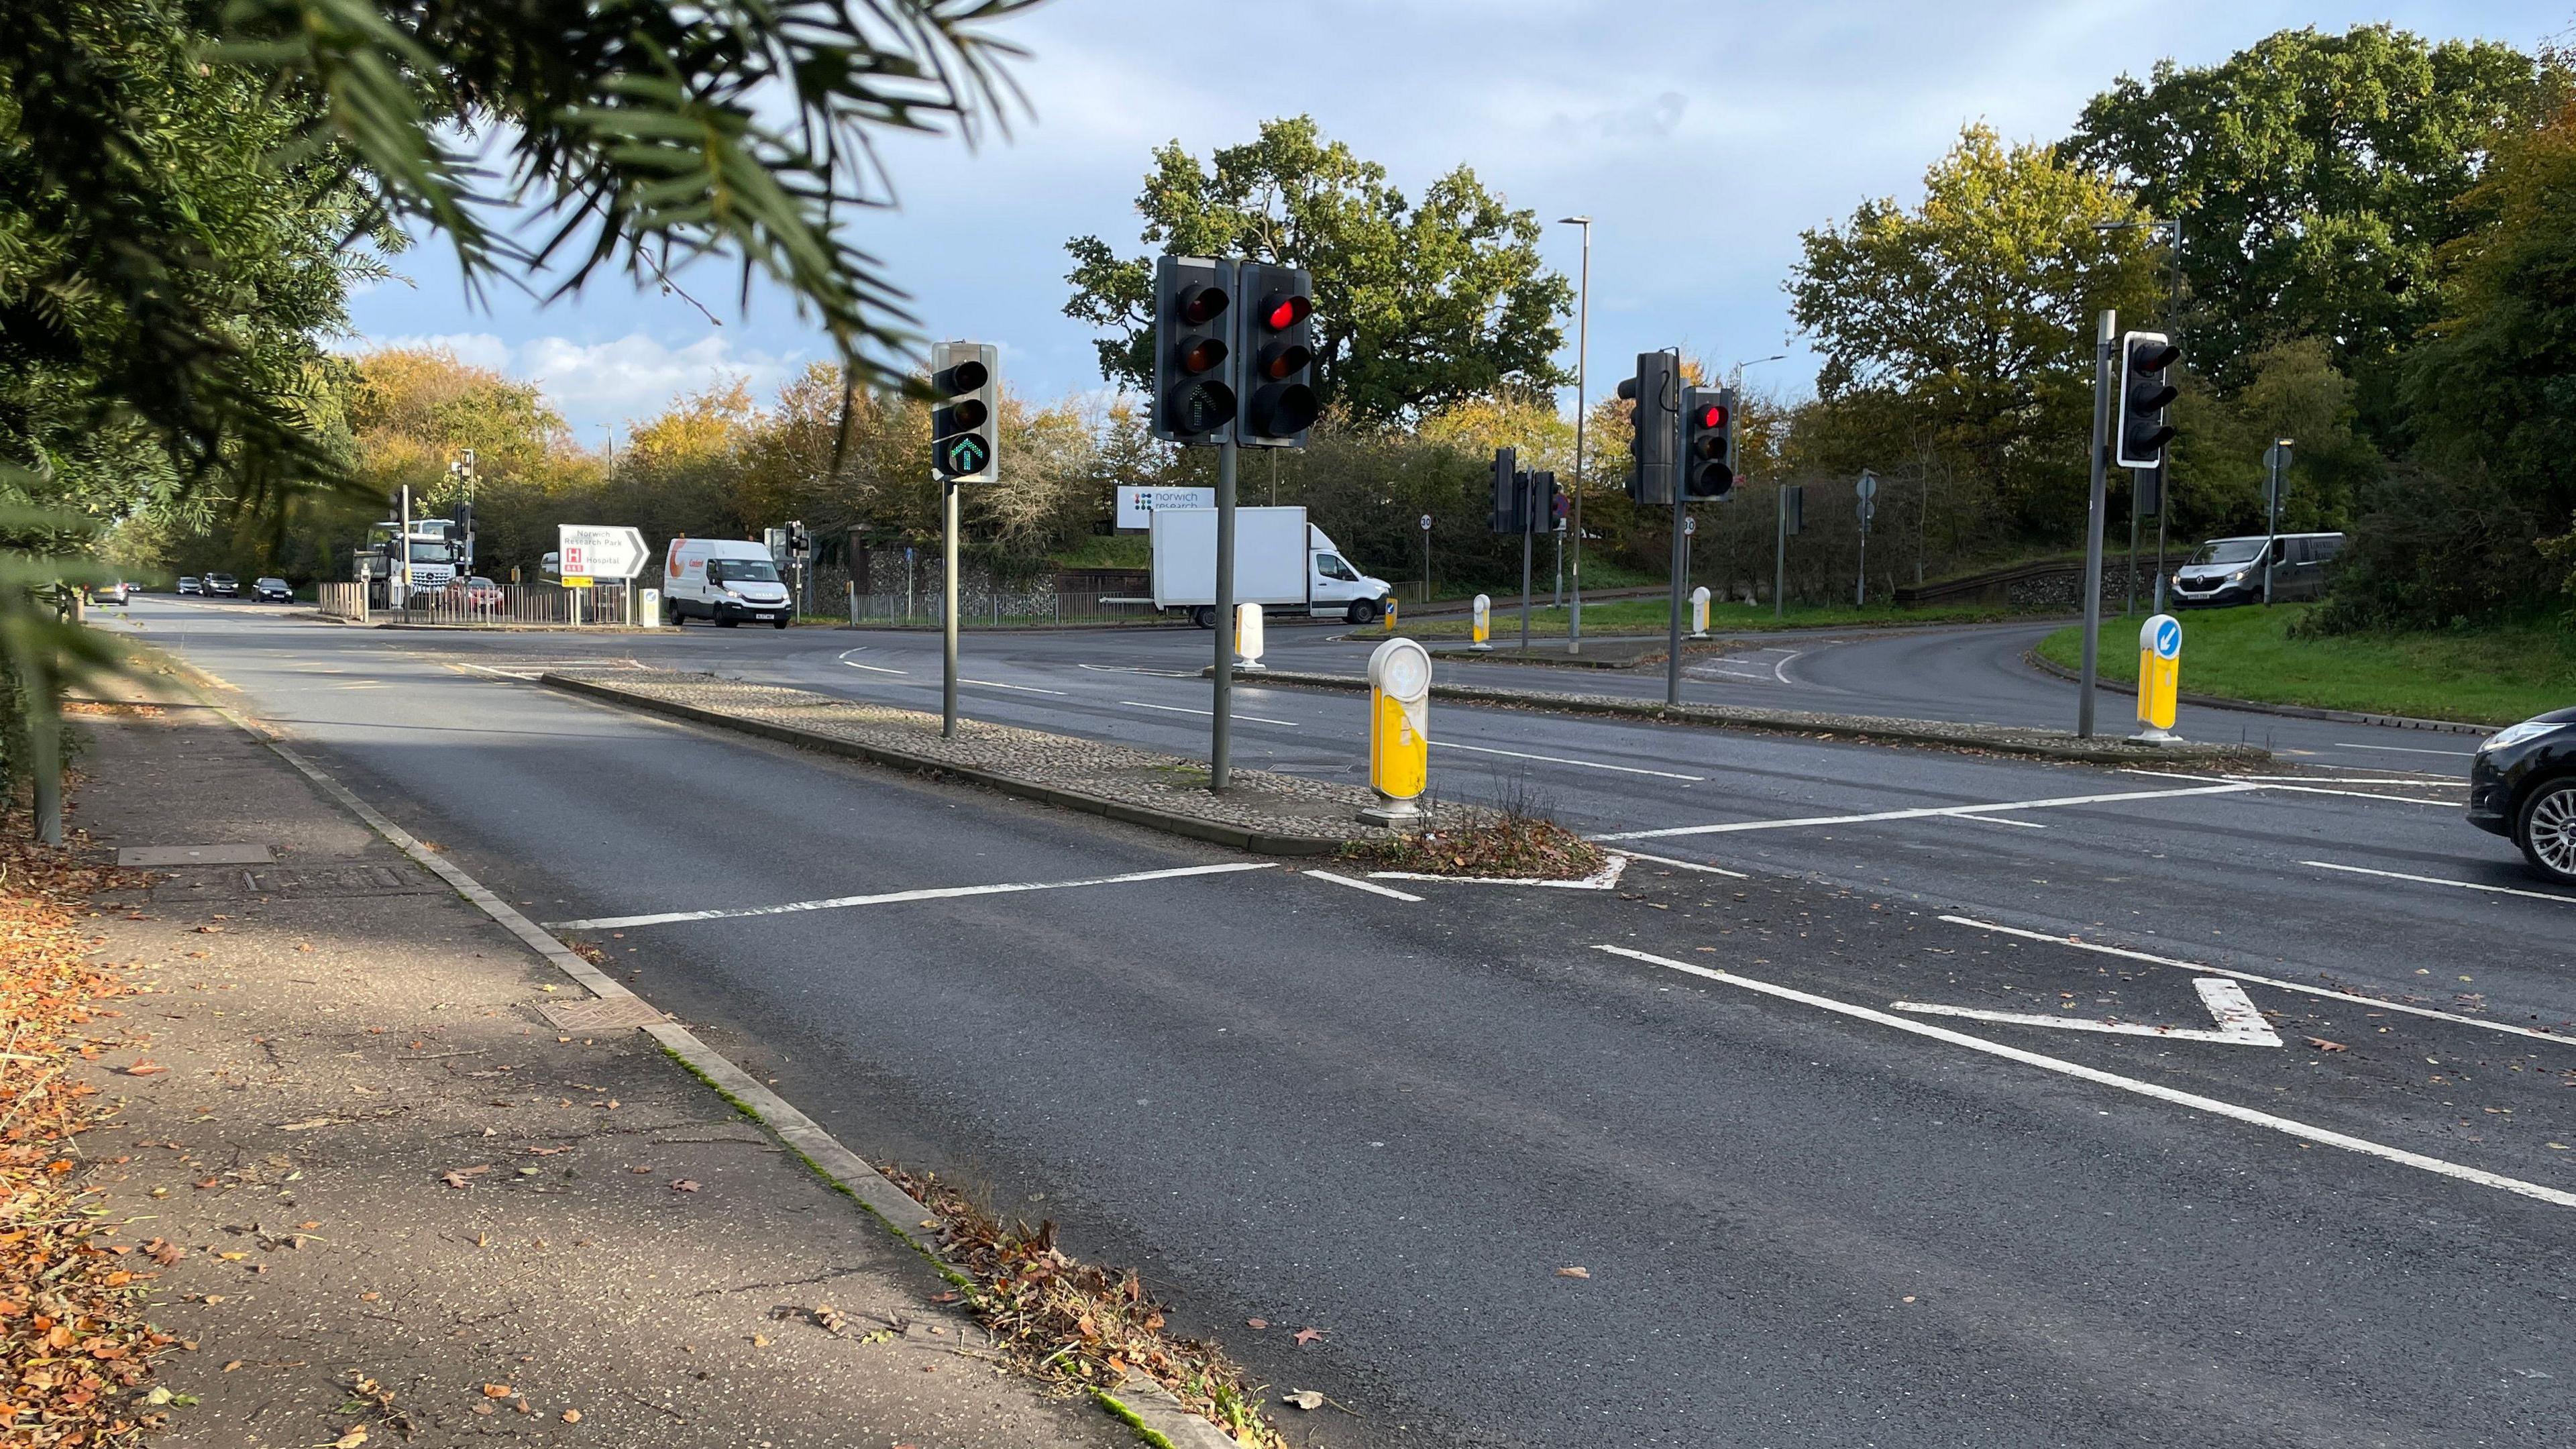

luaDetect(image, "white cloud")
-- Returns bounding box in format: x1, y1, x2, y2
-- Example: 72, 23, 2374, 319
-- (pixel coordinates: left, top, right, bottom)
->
356, 331, 806, 436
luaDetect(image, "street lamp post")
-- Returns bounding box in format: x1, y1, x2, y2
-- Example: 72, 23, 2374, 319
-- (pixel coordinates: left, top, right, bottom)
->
1729, 356, 1785, 620
1559, 215, 1590, 653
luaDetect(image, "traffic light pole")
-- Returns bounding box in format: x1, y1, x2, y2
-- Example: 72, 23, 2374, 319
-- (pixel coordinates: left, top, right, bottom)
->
1519, 505, 1532, 651
941, 478, 959, 739
1210, 440, 1237, 792
1774, 486, 1787, 620
1666, 402, 1686, 707
2078, 310, 2115, 739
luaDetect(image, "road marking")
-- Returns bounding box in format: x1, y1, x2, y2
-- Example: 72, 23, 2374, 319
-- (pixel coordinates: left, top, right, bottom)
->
1939, 915, 2573, 1046
1892, 977, 2282, 1045
2337, 741, 2476, 757
1596, 945, 2576, 1209
2118, 767, 2451, 806
2225, 775, 2457, 786
1118, 699, 1297, 727
547, 862, 1276, 930
1371, 856, 1630, 891
1432, 739, 1705, 781
1951, 813, 2047, 829
964, 678, 1068, 696
1079, 663, 1198, 678
1305, 869, 1422, 902
2304, 860, 2576, 907
1772, 650, 1803, 686
1605, 848, 1750, 879
1591, 782, 2258, 842
841, 660, 908, 676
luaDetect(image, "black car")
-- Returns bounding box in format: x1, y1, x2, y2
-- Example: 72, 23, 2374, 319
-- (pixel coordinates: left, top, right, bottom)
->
252, 576, 293, 602
203, 572, 239, 597
2467, 707, 2576, 885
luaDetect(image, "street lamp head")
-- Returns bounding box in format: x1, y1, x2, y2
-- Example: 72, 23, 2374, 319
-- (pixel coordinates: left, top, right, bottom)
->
1558, 215, 1591, 226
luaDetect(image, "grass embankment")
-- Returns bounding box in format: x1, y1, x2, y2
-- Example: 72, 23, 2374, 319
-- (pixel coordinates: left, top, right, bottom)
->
0, 796, 178, 1445
2036, 604, 2576, 726
1395, 597, 2053, 639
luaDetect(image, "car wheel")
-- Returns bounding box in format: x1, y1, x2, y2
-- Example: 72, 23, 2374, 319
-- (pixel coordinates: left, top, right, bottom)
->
1346, 598, 1380, 626
716, 614, 739, 628
1189, 606, 1216, 630
2516, 777, 2576, 885
666, 603, 686, 626
772, 618, 790, 629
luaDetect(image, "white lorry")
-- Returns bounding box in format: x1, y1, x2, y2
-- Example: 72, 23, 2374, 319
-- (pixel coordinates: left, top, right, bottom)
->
1148, 506, 1393, 628
660, 535, 794, 627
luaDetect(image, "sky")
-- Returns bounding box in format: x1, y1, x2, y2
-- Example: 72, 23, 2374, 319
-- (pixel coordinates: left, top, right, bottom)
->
347, 0, 2573, 443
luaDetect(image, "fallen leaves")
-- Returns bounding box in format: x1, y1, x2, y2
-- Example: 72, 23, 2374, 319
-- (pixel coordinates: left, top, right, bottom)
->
1555, 1267, 1591, 1279
669, 1178, 700, 1193
1292, 1327, 1324, 1347
2305, 1037, 2349, 1053
439, 1165, 492, 1189
1281, 1390, 1324, 1411
121, 1059, 168, 1076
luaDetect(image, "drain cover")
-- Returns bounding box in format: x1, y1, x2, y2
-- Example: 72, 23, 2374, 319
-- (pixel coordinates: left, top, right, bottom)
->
120, 843, 273, 867
538, 996, 667, 1032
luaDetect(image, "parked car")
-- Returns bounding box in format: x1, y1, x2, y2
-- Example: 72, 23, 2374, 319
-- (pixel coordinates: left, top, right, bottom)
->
252, 576, 294, 602
175, 576, 202, 596
93, 581, 132, 606
459, 576, 504, 607
203, 572, 239, 597
2169, 533, 2345, 607
661, 537, 792, 627
2468, 708, 2576, 885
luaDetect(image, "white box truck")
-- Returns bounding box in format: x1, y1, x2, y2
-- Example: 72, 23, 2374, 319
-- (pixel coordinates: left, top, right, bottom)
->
1148, 506, 1393, 627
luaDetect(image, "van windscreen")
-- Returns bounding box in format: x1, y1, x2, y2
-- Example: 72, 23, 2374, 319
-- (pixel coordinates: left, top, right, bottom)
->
706, 559, 781, 585
2191, 539, 2266, 566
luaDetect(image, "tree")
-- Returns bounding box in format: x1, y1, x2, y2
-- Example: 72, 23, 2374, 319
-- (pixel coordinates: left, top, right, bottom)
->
2063, 25, 2565, 405
1790, 125, 2162, 537
1063, 116, 1572, 424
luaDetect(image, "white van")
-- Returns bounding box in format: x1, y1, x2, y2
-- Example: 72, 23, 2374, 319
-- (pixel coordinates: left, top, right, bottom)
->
661, 537, 794, 627
1148, 508, 1394, 627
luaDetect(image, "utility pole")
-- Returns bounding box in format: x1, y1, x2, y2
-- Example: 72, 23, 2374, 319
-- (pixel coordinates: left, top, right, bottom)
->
1560, 215, 1591, 653
2078, 311, 2115, 739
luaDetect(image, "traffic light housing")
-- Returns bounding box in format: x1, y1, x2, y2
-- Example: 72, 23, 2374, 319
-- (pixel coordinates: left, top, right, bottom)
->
1236, 262, 1318, 447
1618, 352, 1679, 505
1682, 386, 1736, 500
930, 341, 998, 483
1152, 256, 1236, 445
2114, 330, 2180, 470
1536, 471, 1564, 530
1489, 447, 1522, 534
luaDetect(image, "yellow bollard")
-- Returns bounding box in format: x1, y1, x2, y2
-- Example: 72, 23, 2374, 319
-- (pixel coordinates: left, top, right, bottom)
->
1360, 637, 1432, 824
1383, 596, 1398, 633
1470, 593, 1491, 651
2135, 612, 2181, 741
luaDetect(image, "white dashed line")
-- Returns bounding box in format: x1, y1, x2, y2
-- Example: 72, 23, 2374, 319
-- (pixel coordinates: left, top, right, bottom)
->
2337, 741, 2477, 757
1118, 700, 1297, 727
963, 678, 1067, 696
1433, 740, 1705, 781
2303, 860, 2576, 907
548, 862, 1275, 930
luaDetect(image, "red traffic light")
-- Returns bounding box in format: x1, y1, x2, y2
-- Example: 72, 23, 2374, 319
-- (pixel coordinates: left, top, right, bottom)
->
1690, 404, 1727, 429
1179, 286, 1230, 327
1260, 292, 1311, 331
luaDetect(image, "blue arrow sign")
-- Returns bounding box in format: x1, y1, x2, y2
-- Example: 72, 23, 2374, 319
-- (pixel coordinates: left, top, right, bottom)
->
2153, 616, 2181, 660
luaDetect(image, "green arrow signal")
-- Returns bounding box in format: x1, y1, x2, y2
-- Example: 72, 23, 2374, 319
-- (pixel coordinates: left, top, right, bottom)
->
942, 434, 989, 476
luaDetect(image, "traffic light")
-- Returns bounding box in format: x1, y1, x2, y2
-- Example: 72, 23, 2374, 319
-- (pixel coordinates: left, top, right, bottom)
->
1489, 446, 1522, 534
2114, 330, 2180, 470
1152, 255, 1236, 444
1236, 262, 1318, 447
930, 341, 998, 483
1682, 386, 1735, 500
1536, 471, 1564, 530
1618, 352, 1678, 505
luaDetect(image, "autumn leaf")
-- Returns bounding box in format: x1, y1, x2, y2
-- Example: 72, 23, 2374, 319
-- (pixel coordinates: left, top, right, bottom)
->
1292, 1326, 1323, 1346
481, 1383, 514, 1398
1282, 1390, 1324, 1410
1556, 1266, 1591, 1279
1244, 1317, 1267, 1330
670, 1179, 700, 1193
2304, 1037, 2349, 1053
121, 1060, 167, 1077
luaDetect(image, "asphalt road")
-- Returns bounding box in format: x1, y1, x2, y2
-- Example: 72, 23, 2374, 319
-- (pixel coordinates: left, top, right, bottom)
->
108, 598, 2576, 1448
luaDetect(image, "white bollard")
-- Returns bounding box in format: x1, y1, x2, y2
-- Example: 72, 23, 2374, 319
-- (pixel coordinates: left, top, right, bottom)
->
1470, 593, 1493, 651
1235, 602, 1266, 670
1688, 585, 1711, 639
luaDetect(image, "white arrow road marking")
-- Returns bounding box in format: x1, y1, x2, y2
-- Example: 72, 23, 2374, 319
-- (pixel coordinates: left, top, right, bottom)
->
1369, 855, 1630, 891
548, 861, 1275, 930
1595, 945, 2576, 1210
1940, 916, 2573, 1046
1890, 977, 2282, 1045
1591, 781, 2258, 842
2304, 860, 2576, 906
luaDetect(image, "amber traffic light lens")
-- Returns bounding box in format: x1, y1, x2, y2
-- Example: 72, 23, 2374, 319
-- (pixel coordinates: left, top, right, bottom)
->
1179, 337, 1228, 375
1260, 343, 1311, 380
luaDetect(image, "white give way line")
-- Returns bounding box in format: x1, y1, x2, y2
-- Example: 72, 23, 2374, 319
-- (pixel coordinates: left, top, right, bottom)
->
1891, 977, 2281, 1045
547, 861, 1274, 930
2304, 859, 2576, 907
1598, 945, 2576, 1210
1590, 782, 2259, 843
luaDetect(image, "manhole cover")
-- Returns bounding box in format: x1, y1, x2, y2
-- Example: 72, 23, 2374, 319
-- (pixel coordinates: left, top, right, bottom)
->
150, 863, 437, 904
119, 843, 273, 867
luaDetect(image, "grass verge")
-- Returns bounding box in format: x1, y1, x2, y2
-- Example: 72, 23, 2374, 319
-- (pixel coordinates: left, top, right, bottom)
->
875, 1164, 1285, 1448
1393, 597, 2053, 640
1338, 788, 1606, 879
1, 811, 177, 1446
2035, 604, 2576, 727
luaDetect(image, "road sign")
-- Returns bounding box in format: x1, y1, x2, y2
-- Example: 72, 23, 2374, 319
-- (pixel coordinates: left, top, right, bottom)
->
557, 525, 647, 580
1115, 486, 1215, 530
1419, 514, 1434, 531
1855, 470, 1878, 502
1682, 515, 1697, 536
561, 576, 594, 589
2137, 612, 2182, 738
